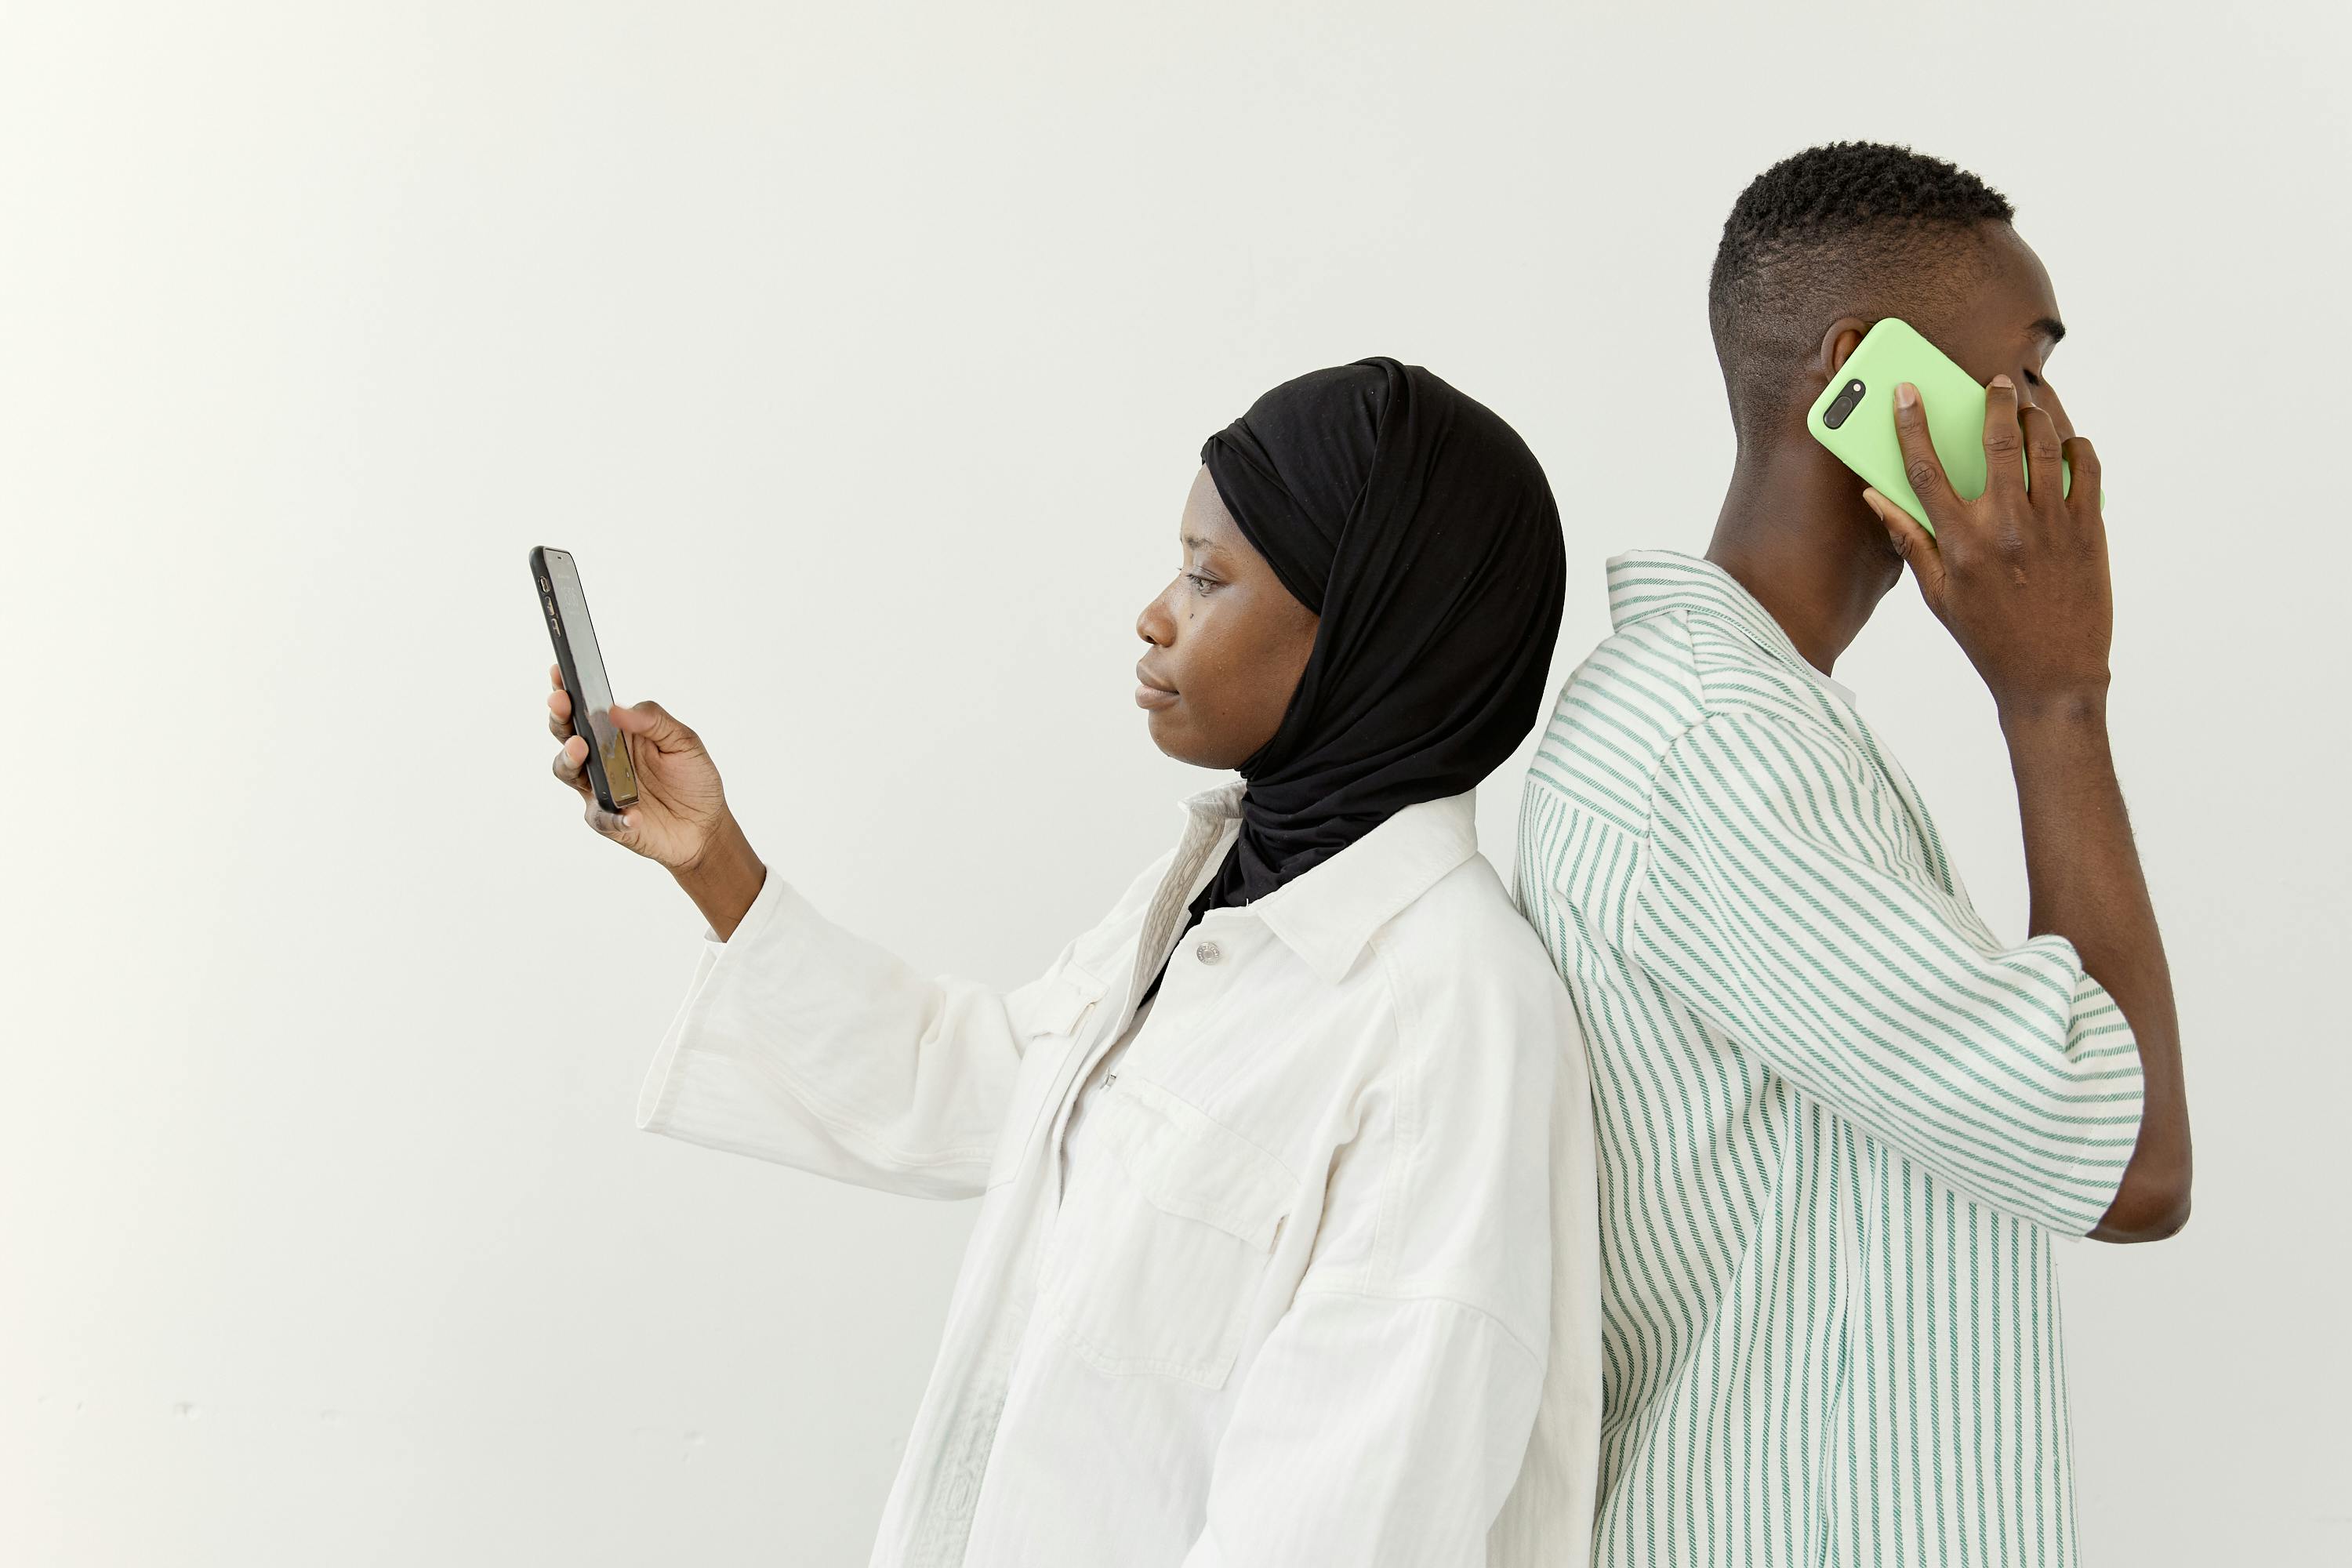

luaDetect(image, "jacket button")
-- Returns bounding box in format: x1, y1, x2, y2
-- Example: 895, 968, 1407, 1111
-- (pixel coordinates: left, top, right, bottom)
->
1196, 941, 1222, 965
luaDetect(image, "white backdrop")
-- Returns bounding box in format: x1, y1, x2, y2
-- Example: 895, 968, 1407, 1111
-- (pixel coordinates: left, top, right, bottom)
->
5, 2, 2345, 1563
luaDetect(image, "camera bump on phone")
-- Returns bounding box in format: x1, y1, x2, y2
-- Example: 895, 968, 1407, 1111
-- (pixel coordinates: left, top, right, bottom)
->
1822, 378, 1867, 430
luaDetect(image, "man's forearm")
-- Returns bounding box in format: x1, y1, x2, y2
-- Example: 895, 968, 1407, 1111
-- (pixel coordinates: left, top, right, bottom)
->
2002, 697, 2190, 1241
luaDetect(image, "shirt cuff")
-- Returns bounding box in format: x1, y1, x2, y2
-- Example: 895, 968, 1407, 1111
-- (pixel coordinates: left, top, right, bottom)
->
2050, 960, 2149, 1236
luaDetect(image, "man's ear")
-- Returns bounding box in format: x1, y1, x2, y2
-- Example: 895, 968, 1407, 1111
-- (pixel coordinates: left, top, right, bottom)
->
1818, 317, 1871, 379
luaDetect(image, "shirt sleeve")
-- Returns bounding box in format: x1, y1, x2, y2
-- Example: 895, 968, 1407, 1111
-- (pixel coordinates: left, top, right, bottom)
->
634, 869, 1111, 1200
1627, 710, 2146, 1235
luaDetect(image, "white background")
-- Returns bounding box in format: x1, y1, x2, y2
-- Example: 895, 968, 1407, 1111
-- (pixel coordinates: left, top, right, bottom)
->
5, 2, 2345, 1563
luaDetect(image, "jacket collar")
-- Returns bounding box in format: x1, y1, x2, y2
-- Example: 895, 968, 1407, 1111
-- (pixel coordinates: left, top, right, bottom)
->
1177, 786, 1479, 985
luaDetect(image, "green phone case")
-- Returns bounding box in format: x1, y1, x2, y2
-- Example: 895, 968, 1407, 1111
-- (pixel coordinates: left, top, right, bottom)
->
1805, 318, 2086, 534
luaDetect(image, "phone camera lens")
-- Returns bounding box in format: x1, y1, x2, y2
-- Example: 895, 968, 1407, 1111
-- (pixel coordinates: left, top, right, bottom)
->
1823, 378, 1867, 430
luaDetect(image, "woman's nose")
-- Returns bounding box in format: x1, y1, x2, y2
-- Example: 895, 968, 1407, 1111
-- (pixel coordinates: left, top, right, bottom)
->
1137, 594, 1172, 648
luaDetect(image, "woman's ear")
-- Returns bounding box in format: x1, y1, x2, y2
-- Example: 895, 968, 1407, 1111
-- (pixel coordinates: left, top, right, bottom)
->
1817, 316, 1871, 379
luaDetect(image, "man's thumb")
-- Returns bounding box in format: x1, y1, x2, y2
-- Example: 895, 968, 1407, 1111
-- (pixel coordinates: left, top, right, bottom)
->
1863, 489, 1943, 602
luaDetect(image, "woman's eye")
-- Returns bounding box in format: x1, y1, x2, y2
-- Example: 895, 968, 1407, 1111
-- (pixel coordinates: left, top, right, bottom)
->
1185, 573, 1219, 596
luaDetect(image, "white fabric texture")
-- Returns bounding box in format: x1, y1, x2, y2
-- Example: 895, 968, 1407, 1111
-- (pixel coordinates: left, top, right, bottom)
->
637, 787, 1603, 1567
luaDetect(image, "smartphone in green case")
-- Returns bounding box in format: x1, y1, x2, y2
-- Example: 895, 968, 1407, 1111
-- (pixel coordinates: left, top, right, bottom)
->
1806, 318, 2088, 534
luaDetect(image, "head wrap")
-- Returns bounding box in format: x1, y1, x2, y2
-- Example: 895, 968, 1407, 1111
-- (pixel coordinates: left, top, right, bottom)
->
1191, 355, 1566, 916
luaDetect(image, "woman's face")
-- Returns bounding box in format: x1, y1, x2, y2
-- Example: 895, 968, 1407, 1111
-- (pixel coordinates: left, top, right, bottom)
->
1134, 466, 1319, 770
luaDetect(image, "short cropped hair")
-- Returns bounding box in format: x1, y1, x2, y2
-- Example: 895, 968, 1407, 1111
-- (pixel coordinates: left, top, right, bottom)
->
1709, 142, 2013, 440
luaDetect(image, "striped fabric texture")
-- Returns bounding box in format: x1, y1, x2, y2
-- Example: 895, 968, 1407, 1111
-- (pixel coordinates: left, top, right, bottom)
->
1515, 551, 2146, 1568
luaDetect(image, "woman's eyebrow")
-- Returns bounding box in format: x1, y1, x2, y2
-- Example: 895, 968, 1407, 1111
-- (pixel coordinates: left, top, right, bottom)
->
1183, 534, 1225, 556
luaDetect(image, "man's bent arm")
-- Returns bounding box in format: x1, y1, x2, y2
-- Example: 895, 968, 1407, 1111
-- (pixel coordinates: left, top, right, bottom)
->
2005, 699, 2190, 1242
1872, 376, 2191, 1244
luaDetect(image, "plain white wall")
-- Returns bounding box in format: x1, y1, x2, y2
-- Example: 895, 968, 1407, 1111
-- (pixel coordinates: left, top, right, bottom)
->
5, 2, 2345, 1562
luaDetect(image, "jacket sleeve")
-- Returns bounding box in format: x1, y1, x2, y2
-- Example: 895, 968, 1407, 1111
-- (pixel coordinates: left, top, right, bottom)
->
633, 867, 1127, 1200
1627, 710, 2146, 1235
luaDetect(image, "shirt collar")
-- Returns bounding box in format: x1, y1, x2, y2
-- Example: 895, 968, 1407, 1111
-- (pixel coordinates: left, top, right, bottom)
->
1176, 787, 1480, 985
1605, 549, 1857, 706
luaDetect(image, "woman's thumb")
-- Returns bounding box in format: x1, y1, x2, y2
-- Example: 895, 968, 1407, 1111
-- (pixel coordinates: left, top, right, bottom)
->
610, 699, 693, 747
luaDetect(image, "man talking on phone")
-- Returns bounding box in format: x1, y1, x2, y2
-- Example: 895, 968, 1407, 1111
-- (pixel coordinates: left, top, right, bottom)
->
1515, 142, 2191, 1566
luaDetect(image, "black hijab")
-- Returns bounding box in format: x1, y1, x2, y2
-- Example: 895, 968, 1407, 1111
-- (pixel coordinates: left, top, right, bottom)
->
1189, 356, 1566, 919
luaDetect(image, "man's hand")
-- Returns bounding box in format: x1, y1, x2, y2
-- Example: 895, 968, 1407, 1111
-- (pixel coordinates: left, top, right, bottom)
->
1863, 376, 2111, 719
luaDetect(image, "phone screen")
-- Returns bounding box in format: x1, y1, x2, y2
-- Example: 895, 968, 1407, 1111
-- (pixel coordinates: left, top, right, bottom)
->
541, 550, 640, 804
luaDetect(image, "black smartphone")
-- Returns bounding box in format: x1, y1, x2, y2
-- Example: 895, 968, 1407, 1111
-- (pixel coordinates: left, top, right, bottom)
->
531, 546, 640, 812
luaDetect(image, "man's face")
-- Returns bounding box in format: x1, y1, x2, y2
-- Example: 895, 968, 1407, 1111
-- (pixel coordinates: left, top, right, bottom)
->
1928, 221, 2075, 440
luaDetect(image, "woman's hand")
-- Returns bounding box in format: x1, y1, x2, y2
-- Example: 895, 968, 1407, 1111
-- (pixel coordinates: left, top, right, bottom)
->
545, 666, 726, 871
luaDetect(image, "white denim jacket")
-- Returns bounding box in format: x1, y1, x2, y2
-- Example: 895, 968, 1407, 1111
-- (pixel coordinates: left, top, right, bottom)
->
637, 786, 1601, 1567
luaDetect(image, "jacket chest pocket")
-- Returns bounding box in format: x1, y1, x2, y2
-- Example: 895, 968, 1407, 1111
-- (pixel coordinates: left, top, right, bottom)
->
987, 964, 1109, 1190
1040, 1074, 1298, 1388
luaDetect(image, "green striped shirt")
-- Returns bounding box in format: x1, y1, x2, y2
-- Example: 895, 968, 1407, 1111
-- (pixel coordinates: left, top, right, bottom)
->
1515, 551, 2146, 1568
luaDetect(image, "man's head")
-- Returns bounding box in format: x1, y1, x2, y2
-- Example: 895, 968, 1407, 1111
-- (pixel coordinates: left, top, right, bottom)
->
1711, 142, 2074, 447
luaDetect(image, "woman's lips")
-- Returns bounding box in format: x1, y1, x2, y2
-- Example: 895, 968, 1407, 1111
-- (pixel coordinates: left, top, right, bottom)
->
1135, 662, 1179, 710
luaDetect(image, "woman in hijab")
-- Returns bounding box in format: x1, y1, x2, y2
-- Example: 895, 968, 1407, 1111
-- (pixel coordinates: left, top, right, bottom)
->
540, 358, 1601, 1567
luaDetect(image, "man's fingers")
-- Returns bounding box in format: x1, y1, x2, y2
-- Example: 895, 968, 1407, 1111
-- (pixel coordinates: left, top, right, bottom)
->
2020, 404, 2066, 510
1889, 383, 1963, 530
1981, 376, 2025, 500
2060, 434, 2103, 527
550, 663, 565, 691
546, 688, 573, 741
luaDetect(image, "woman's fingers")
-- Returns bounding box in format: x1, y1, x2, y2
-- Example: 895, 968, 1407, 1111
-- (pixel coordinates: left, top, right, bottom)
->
547, 665, 572, 742
551, 734, 591, 799
583, 799, 639, 843
546, 663, 582, 775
